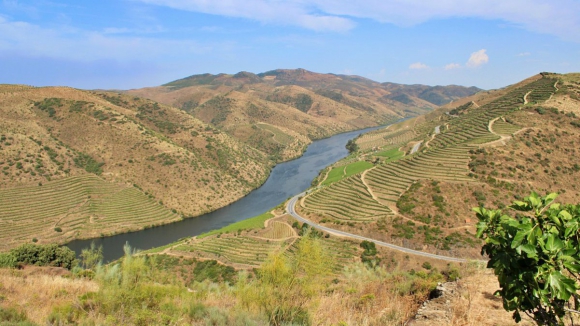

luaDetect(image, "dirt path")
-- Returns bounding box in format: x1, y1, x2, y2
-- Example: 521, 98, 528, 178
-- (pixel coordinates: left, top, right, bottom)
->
523, 91, 532, 105
424, 125, 440, 148
360, 169, 380, 202
485, 117, 512, 146
548, 80, 559, 101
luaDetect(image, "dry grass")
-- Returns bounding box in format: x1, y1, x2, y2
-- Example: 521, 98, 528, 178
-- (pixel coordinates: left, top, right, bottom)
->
0, 267, 98, 324
446, 269, 534, 325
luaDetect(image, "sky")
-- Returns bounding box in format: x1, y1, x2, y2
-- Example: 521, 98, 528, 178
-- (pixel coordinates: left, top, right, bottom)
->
1, 0, 579, 90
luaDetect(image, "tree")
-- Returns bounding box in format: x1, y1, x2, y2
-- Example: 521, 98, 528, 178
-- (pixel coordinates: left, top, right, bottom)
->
346, 139, 359, 153
9, 243, 77, 269
474, 192, 580, 325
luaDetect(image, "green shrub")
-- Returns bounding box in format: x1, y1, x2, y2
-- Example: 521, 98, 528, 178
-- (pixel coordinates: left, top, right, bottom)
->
0, 252, 17, 268
9, 243, 77, 269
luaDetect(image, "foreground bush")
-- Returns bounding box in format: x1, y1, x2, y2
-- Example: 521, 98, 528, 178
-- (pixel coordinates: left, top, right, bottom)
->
475, 192, 580, 325
0, 243, 76, 269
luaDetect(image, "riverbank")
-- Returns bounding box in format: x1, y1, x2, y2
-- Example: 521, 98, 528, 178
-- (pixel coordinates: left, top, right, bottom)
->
68, 124, 387, 262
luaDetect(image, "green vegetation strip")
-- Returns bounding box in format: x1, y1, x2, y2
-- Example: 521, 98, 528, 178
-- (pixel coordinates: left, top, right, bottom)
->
323, 160, 374, 186
197, 211, 274, 239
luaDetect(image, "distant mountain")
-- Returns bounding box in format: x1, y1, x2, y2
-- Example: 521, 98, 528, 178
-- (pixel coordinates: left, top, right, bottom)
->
381, 82, 482, 106
128, 69, 481, 161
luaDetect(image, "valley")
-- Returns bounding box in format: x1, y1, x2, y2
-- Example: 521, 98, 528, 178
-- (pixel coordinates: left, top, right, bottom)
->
1, 71, 580, 325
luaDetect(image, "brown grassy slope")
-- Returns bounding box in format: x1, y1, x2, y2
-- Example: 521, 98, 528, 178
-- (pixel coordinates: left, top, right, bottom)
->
391, 73, 580, 253
128, 69, 479, 161
0, 267, 98, 325
0, 86, 272, 249
439, 73, 543, 110
298, 73, 579, 260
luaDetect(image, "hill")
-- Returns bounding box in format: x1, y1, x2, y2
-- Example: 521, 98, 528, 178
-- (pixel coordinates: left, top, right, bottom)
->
2, 73, 574, 326
127, 69, 481, 161
0, 85, 271, 250
295, 72, 580, 259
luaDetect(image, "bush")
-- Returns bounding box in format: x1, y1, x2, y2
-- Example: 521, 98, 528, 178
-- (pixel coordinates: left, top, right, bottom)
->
475, 192, 580, 324
9, 243, 77, 269
0, 252, 17, 268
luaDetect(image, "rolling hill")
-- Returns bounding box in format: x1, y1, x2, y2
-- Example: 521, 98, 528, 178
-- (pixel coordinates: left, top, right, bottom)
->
0, 85, 271, 250
128, 69, 481, 161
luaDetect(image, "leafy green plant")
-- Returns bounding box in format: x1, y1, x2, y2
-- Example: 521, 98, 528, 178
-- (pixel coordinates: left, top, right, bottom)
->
474, 192, 580, 325
9, 243, 77, 269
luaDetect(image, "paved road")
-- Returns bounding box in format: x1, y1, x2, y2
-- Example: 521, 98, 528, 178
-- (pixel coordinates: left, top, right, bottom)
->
286, 193, 482, 263
410, 141, 422, 154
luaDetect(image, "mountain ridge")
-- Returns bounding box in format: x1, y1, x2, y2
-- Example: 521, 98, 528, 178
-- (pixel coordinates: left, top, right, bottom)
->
129, 68, 481, 161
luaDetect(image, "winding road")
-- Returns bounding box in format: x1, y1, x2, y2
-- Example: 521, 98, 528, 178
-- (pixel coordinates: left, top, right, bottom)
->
286, 193, 481, 263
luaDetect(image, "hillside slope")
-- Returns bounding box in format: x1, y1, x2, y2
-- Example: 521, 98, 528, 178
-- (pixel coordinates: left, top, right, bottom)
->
298, 72, 580, 259
128, 69, 481, 161
0, 85, 271, 250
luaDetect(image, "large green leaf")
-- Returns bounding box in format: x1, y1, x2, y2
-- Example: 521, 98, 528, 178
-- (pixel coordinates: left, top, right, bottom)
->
518, 244, 538, 259
544, 193, 558, 205
559, 210, 572, 221
545, 234, 564, 252
548, 271, 577, 301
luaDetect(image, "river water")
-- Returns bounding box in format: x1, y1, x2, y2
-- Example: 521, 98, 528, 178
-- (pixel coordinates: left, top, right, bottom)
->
67, 125, 383, 262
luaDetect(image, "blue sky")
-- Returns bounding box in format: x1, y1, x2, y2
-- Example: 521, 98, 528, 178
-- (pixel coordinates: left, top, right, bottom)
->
1, 0, 579, 90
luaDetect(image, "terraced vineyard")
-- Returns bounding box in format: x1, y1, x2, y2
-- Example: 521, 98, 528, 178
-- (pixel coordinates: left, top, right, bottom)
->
356, 128, 416, 151
303, 76, 557, 222
258, 221, 296, 239
173, 236, 293, 267
364, 145, 473, 206
322, 160, 374, 185
0, 174, 180, 250
284, 237, 359, 272
427, 77, 556, 150
491, 119, 522, 135
304, 175, 393, 221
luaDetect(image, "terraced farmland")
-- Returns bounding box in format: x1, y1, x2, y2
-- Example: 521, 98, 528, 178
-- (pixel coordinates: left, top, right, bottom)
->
284, 237, 359, 272
258, 221, 296, 239
362, 145, 473, 206
304, 175, 393, 221
322, 160, 374, 185
356, 128, 416, 151
173, 236, 293, 267
303, 76, 557, 222
491, 119, 521, 135
425, 77, 556, 150
0, 174, 180, 250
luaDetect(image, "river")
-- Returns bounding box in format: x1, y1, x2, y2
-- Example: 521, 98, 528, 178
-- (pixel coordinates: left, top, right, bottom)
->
67, 125, 384, 262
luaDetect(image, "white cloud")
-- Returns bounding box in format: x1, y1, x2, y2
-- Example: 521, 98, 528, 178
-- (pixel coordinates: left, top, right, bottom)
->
136, 0, 580, 40
466, 49, 489, 67
516, 52, 531, 56
0, 17, 215, 61
409, 62, 429, 70
445, 63, 461, 70
137, 0, 355, 32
